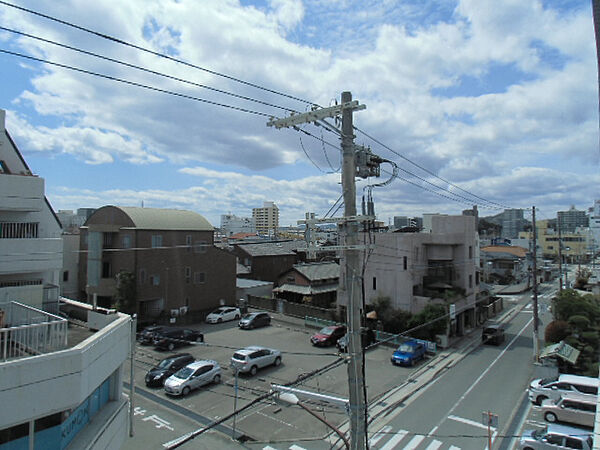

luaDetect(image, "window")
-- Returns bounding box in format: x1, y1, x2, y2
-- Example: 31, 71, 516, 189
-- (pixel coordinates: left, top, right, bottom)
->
151, 275, 160, 286
103, 233, 113, 247
102, 262, 112, 278
469, 274, 473, 289
186, 235, 192, 252
63, 271, 69, 282
372, 277, 377, 290
565, 438, 583, 449
151, 235, 163, 248
184, 267, 191, 284
122, 235, 131, 249
139, 269, 146, 284
403, 256, 407, 271
194, 272, 206, 284
475, 272, 480, 285
185, 297, 190, 307
469, 246, 473, 259
194, 241, 207, 253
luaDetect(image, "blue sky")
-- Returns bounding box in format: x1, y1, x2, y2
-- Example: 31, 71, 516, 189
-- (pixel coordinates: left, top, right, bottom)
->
0, 0, 598, 227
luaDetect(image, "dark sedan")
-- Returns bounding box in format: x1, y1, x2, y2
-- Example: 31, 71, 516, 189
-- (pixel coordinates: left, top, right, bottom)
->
310, 325, 346, 347
145, 353, 195, 387
153, 327, 204, 351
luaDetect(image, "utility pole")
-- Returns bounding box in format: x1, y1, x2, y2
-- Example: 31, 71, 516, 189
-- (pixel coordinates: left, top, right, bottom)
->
268, 92, 369, 450
558, 220, 563, 292
532, 206, 539, 361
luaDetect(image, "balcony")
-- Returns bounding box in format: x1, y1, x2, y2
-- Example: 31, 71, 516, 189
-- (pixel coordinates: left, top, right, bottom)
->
0, 174, 44, 211
0, 238, 62, 274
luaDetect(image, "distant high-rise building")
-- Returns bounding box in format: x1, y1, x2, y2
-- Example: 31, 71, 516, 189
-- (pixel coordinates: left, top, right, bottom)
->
252, 201, 279, 236
587, 200, 600, 254
393, 215, 422, 230
220, 213, 256, 236
501, 208, 526, 239
558, 205, 588, 233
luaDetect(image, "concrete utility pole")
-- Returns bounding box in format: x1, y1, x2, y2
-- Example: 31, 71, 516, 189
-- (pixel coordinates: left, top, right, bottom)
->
558, 220, 563, 292
532, 207, 540, 361
340, 91, 367, 450
267, 92, 368, 450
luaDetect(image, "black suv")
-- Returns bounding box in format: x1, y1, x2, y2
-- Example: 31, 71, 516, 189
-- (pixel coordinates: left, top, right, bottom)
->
145, 353, 195, 387
336, 328, 375, 352
153, 327, 204, 351
138, 325, 166, 345
482, 324, 505, 345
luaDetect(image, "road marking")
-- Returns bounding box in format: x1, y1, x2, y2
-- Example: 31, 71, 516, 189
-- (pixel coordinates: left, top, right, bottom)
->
403, 434, 425, 450
289, 445, 306, 450
424, 440, 442, 450
378, 429, 408, 450
448, 415, 494, 431
369, 425, 392, 446
427, 316, 534, 437
449, 446, 461, 450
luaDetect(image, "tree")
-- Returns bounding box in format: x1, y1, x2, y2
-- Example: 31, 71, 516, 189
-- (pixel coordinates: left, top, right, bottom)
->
552, 290, 600, 323
114, 271, 137, 315
409, 303, 448, 340
544, 320, 569, 343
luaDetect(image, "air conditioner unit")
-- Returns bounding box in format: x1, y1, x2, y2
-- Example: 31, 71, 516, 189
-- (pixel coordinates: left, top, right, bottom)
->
170, 309, 179, 317
179, 306, 188, 316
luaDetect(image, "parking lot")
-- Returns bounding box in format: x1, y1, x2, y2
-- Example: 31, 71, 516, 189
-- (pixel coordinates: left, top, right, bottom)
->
130, 314, 429, 444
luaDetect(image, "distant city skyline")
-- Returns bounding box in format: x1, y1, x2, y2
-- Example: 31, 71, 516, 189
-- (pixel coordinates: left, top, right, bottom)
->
1, 1, 598, 227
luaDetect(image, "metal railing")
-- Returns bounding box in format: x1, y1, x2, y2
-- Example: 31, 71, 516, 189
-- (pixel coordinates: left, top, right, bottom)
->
0, 301, 68, 361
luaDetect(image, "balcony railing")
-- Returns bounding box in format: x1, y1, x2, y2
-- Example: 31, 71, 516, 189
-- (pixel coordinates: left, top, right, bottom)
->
0, 301, 68, 361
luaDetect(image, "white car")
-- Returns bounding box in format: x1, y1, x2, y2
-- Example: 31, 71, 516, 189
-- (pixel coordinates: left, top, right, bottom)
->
230, 346, 281, 376
163, 360, 221, 396
205, 306, 241, 324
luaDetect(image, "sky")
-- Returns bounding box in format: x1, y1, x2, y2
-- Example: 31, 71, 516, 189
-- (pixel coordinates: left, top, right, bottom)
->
0, 0, 599, 227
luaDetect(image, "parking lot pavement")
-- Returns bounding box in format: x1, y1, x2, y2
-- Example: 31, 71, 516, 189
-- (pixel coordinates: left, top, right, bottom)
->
130, 315, 427, 444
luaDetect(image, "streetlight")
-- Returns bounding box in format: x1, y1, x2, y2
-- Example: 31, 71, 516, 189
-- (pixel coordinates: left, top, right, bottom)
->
276, 392, 350, 450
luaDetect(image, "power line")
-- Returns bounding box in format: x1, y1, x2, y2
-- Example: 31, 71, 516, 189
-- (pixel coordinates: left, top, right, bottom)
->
0, 0, 317, 107
0, 26, 300, 114
0, 49, 274, 118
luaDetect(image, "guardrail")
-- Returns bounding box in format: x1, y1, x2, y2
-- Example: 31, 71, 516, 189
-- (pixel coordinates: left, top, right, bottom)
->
0, 301, 68, 361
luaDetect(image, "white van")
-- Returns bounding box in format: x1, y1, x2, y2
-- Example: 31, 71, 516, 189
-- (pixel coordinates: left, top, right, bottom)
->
528, 374, 599, 405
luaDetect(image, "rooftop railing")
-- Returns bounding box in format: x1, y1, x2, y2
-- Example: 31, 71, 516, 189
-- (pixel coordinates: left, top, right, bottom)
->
0, 301, 68, 362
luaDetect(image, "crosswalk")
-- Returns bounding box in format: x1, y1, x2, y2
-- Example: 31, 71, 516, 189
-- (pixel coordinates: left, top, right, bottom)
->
262, 428, 466, 450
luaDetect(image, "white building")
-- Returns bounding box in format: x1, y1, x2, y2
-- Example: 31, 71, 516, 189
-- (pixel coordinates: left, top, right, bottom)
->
0, 109, 63, 312
589, 199, 600, 256
0, 299, 131, 450
220, 213, 255, 236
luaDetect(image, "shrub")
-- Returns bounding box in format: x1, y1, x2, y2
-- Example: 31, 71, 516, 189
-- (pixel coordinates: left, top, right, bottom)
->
544, 320, 569, 343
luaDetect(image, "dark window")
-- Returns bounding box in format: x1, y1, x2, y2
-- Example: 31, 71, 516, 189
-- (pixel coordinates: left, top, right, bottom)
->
102, 262, 112, 278
122, 235, 131, 249
469, 274, 473, 289
0, 422, 29, 444
186, 235, 192, 252
151, 235, 162, 248
184, 267, 191, 284
139, 269, 146, 284
194, 241, 207, 253
35, 412, 63, 432
469, 246, 473, 259
151, 275, 160, 286
63, 271, 69, 282
372, 277, 377, 290
565, 438, 583, 449
194, 272, 205, 284
403, 256, 407, 271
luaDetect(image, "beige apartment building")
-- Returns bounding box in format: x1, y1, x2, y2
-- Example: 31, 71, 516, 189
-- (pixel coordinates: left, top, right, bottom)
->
252, 201, 279, 237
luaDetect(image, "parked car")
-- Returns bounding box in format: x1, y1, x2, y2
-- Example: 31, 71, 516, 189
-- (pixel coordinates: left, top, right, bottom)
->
482, 323, 505, 345
528, 374, 599, 405
205, 306, 241, 324
163, 360, 221, 396
238, 312, 271, 330
153, 327, 204, 351
336, 328, 375, 353
541, 393, 596, 428
390, 339, 426, 366
518, 424, 593, 450
310, 325, 347, 347
138, 325, 166, 345
230, 346, 281, 375
144, 353, 195, 387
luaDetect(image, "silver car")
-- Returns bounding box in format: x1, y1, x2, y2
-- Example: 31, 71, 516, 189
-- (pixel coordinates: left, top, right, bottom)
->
163, 360, 221, 396
541, 394, 596, 428
519, 424, 593, 450
205, 306, 241, 324
230, 346, 281, 375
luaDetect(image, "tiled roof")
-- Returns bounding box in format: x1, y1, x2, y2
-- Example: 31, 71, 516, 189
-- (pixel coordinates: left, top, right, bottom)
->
238, 240, 306, 256
481, 245, 527, 258
273, 283, 338, 295
293, 262, 339, 281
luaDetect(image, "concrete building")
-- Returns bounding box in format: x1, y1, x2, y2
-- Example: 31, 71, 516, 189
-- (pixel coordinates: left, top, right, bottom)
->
0, 109, 63, 312
56, 208, 96, 233
61, 232, 80, 299
558, 205, 588, 233
501, 208, 526, 239
0, 299, 131, 450
339, 214, 480, 336
519, 220, 588, 263
78, 206, 236, 324
232, 241, 302, 283
588, 200, 600, 256
252, 201, 279, 237
220, 213, 255, 236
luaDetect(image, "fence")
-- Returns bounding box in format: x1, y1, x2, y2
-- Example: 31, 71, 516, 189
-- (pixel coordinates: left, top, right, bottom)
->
247, 295, 339, 322
0, 301, 68, 361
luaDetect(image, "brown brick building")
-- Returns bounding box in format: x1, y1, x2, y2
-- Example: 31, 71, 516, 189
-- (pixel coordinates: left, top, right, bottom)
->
78, 206, 235, 322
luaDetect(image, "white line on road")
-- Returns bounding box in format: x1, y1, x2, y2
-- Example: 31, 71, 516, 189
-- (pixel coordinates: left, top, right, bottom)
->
448, 415, 494, 431
403, 434, 425, 450
369, 425, 392, 446
449, 446, 461, 450
378, 429, 408, 450
289, 445, 307, 450
427, 317, 534, 437
424, 439, 442, 450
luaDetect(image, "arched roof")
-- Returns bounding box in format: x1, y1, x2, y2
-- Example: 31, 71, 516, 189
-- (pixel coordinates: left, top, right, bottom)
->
112, 206, 213, 231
